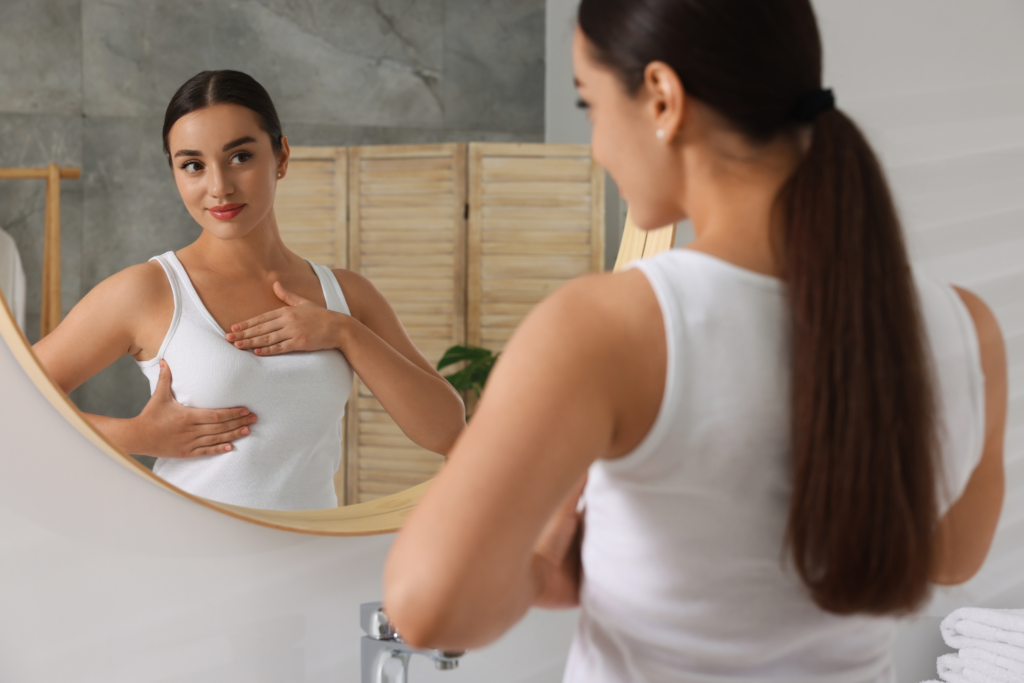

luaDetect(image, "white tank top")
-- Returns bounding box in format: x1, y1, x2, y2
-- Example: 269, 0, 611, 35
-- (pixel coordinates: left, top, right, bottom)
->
138, 252, 354, 511
564, 249, 986, 683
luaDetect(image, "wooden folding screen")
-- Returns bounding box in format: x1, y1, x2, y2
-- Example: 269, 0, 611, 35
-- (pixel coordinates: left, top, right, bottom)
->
275, 143, 603, 506
467, 143, 605, 352
274, 146, 349, 502
275, 146, 348, 269
346, 144, 467, 504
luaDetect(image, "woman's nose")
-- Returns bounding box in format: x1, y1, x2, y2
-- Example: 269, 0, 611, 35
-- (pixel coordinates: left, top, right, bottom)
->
207, 164, 234, 199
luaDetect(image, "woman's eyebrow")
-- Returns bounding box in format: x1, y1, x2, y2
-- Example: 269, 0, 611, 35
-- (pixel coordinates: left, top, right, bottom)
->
172, 136, 257, 159
222, 136, 256, 151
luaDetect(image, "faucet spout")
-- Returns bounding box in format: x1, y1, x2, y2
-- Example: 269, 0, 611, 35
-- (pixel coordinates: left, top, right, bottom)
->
360, 602, 464, 683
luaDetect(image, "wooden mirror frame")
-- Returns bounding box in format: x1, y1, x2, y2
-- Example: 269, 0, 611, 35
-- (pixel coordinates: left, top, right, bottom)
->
0, 207, 673, 536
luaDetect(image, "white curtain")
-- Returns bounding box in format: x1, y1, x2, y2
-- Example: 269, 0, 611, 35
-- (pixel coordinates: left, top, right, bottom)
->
0, 227, 26, 332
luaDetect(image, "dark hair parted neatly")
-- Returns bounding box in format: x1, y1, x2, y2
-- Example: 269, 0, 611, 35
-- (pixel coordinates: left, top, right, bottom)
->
579, 0, 938, 615
162, 70, 284, 166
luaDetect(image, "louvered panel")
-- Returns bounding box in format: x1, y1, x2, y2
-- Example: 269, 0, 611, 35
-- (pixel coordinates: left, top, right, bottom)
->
273, 146, 348, 506
275, 146, 347, 270
468, 143, 604, 353
346, 144, 467, 505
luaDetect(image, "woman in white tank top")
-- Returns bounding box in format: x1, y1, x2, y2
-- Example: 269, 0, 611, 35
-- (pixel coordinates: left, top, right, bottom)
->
33, 71, 465, 510
384, 1, 1009, 680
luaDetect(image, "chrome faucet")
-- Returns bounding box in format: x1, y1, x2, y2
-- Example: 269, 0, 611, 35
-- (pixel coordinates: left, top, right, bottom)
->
360, 602, 464, 683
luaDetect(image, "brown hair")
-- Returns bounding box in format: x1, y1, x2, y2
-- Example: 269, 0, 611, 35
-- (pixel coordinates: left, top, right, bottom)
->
579, 0, 938, 614
162, 70, 284, 167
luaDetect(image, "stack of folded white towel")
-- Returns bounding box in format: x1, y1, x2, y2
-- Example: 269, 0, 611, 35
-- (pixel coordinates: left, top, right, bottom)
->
922, 607, 1024, 683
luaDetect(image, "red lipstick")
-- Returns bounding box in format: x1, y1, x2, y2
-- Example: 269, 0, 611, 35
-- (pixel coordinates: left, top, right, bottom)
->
209, 203, 245, 220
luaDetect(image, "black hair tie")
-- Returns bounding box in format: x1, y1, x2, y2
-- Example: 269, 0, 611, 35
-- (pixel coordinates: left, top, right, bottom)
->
791, 88, 835, 123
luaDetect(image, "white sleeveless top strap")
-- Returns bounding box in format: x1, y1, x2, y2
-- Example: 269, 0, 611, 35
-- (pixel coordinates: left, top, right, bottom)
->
563, 249, 986, 683
137, 252, 354, 511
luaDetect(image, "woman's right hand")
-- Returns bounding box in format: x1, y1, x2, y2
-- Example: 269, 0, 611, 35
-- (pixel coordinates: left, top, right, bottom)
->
132, 360, 257, 458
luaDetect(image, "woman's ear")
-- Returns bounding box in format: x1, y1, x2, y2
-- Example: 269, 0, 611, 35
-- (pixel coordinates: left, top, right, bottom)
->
276, 135, 291, 180
643, 61, 686, 143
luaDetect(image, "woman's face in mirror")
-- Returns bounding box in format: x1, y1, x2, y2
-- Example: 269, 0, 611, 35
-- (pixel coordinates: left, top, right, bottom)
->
167, 103, 289, 241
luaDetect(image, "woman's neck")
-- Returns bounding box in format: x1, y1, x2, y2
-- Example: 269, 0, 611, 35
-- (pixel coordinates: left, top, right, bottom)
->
682, 126, 804, 278
185, 211, 301, 278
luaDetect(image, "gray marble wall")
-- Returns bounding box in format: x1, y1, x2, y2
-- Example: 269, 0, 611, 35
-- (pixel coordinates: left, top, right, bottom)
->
0, 0, 544, 425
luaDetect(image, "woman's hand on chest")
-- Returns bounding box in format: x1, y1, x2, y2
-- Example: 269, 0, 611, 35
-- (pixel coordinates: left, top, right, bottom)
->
226, 281, 349, 356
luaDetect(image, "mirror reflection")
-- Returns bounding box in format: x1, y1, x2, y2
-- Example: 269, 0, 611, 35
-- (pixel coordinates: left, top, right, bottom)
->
31, 71, 469, 512
1, 67, 607, 512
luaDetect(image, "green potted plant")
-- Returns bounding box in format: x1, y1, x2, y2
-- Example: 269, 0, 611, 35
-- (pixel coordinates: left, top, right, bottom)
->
436, 345, 500, 419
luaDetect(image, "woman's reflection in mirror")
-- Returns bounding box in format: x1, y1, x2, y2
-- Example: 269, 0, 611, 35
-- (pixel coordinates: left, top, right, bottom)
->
33, 70, 465, 510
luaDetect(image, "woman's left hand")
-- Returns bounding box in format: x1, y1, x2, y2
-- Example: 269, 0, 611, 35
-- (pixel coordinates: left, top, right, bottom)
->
531, 475, 587, 609
225, 282, 345, 356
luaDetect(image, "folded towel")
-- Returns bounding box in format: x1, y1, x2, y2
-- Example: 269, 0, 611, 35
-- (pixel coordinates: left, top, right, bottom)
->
938, 653, 1022, 683
942, 609, 1024, 650
936, 638, 1024, 668
961, 647, 1024, 676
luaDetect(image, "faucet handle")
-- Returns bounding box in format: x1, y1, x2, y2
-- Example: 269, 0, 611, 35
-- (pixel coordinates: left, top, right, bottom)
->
360, 602, 398, 640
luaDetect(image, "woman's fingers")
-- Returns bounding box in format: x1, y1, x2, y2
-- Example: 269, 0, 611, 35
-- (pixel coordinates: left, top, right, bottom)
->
227, 320, 285, 344
199, 414, 256, 435
195, 423, 251, 449
252, 342, 294, 358
234, 330, 286, 350
197, 407, 251, 425
188, 443, 236, 457
253, 342, 289, 357
273, 281, 311, 306
227, 309, 286, 339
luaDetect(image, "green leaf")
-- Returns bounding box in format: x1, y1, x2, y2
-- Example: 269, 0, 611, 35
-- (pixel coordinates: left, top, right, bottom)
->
436, 345, 495, 371
438, 344, 501, 418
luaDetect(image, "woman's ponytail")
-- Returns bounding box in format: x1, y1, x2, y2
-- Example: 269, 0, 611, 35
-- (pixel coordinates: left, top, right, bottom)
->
777, 109, 937, 613
580, 0, 940, 614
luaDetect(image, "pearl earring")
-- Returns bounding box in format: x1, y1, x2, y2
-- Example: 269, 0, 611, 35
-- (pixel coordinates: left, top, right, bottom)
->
656, 129, 666, 140
277, 172, 282, 178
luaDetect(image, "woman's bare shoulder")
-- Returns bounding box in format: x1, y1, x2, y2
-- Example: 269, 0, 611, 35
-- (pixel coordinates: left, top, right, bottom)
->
330, 268, 381, 320
32, 259, 174, 390
86, 260, 172, 312
537, 268, 661, 336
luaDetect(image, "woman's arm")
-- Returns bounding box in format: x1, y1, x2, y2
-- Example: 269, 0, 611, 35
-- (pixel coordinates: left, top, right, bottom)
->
383, 270, 665, 650
331, 270, 466, 454
929, 287, 1007, 585
33, 263, 256, 458
227, 272, 466, 454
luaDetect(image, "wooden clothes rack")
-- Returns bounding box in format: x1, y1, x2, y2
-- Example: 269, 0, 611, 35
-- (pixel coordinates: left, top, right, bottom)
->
0, 164, 81, 337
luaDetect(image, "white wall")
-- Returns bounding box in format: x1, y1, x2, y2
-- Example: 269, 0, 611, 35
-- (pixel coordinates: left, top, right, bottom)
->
546, 1, 1024, 681
0, 335, 577, 682
545, 0, 589, 146
546, 0, 628, 269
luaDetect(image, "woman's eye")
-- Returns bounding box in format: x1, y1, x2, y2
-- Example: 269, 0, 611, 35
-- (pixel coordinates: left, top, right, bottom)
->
180, 160, 203, 173
231, 152, 253, 164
